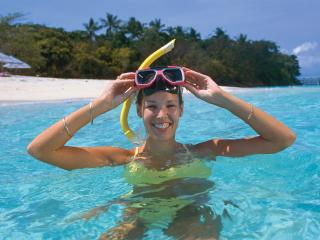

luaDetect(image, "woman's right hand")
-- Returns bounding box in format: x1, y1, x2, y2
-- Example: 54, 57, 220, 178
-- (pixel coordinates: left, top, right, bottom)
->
97, 72, 137, 112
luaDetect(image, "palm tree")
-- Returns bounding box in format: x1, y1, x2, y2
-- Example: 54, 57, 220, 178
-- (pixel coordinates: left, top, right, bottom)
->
149, 18, 165, 33
237, 34, 248, 45
213, 27, 229, 40
188, 27, 201, 40
125, 17, 144, 40
100, 13, 122, 38
167, 26, 185, 39
0, 12, 24, 26
166, 26, 175, 37
165, 26, 200, 40
83, 18, 101, 41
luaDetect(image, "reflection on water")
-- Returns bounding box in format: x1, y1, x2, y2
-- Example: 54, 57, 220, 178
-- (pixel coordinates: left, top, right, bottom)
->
74, 146, 238, 239
86, 169, 237, 240
95, 178, 223, 239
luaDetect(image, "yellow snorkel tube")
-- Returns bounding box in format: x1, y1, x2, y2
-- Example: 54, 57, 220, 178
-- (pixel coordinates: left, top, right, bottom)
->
120, 39, 176, 141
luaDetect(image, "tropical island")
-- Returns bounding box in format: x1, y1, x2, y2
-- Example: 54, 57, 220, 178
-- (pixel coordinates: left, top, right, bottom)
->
0, 12, 301, 87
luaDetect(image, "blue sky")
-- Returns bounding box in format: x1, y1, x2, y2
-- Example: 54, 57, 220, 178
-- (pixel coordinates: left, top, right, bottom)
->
2, 0, 319, 76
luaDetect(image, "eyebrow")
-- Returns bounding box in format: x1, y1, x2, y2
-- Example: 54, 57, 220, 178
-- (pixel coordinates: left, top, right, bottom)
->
145, 100, 176, 104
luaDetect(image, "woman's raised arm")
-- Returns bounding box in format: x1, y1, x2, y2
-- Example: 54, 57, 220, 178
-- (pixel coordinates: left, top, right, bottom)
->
183, 67, 296, 158
27, 74, 137, 170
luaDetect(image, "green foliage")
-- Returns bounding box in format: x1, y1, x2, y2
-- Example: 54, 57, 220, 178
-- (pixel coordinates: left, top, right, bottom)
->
0, 23, 45, 75
0, 12, 301, 86
35, 28, 73, 77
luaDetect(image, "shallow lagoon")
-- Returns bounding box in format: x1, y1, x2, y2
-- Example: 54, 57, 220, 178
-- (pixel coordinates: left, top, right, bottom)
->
1, 86, 319, 239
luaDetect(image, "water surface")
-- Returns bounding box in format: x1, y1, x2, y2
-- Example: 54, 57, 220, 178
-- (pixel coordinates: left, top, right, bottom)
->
1, 86, 319, 239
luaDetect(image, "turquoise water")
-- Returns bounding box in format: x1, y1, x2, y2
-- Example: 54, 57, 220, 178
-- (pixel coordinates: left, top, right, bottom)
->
1, 86, 319, 239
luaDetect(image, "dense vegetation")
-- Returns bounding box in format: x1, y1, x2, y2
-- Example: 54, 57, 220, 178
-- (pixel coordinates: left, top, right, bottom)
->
0, 13, 301, 86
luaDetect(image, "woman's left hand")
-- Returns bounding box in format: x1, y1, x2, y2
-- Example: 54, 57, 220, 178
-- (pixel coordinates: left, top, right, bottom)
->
183, 67, 226, 107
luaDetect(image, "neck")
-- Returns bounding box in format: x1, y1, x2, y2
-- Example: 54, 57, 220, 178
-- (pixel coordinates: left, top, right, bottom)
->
143, 137, 178, 158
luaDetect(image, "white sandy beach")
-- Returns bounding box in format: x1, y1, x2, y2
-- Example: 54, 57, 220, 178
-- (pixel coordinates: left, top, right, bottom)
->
0, 75, 242, 102
0, 75, 111, 102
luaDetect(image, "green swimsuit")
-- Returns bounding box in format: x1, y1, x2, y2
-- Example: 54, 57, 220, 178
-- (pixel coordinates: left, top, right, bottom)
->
123, 145, 213, 228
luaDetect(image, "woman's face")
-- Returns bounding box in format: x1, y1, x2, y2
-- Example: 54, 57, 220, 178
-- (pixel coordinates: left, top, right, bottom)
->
138, 91, 183, 141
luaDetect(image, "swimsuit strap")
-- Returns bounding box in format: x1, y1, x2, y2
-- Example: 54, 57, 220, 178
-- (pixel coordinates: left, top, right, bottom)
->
182, 144, 192, 156
133, 144, 191, 159
133, 146, 139, 158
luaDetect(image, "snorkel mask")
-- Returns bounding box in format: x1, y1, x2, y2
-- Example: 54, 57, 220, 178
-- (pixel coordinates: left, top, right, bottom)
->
135, 66, 184, 96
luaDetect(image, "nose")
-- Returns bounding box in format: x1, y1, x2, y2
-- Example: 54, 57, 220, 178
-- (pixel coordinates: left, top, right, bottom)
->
156, 106, 168, 118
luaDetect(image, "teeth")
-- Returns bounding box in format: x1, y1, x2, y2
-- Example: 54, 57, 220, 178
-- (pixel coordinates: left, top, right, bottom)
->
154, 123, 170, 129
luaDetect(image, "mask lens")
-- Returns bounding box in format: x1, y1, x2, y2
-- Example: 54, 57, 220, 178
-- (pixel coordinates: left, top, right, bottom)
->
163, 68, 183, 82
142, 77, 180, 96
137, 70, 156, 84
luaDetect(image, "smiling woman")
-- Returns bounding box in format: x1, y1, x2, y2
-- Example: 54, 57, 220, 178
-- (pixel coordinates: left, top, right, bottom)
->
27, 66, 296, 239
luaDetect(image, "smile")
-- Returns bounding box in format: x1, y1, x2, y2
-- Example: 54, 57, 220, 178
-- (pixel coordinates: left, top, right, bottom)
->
152, 122, 171, 129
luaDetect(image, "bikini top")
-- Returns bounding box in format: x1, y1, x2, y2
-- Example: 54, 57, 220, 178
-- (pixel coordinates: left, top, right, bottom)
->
124, 144, 212, 187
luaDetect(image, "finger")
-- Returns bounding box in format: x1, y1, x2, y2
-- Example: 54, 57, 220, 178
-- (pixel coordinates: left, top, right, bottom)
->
185, 79, 200, 89
114, 79, 135, 87
184, 71, 204, 85
182, 66, 193, 72
185, 76, 206, 89
114, 79, 137, 95
184, 82, 200, 97
118, 72, 135, 80
122, 87, 137, 100
184, 71, 197, 81
113, 87, 137, 107
184, 69, 209, 81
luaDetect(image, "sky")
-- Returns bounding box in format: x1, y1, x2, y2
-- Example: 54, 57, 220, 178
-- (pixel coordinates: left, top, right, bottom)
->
1, 0, 320, 76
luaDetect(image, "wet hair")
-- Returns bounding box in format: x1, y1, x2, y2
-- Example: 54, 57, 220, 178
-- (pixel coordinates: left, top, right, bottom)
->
136, 78, 184, 106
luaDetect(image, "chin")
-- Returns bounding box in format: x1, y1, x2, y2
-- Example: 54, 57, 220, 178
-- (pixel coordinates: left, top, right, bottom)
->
148, 125, 177, 141
147, 131, 175, 142
152, 134, 174, 142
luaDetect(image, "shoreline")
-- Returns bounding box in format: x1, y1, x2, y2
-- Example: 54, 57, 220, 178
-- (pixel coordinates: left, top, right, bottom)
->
0, 75, 312, 104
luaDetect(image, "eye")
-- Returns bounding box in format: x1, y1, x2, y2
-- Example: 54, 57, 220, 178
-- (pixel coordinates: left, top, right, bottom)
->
167, 104, 177, 108
146, 105, 156, 109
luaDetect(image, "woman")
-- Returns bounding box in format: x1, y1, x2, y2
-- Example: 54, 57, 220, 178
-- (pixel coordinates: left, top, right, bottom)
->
27, 67, 296, 239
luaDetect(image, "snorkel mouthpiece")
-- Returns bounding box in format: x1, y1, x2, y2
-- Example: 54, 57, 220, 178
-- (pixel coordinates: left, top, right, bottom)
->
161, 40, 176, 53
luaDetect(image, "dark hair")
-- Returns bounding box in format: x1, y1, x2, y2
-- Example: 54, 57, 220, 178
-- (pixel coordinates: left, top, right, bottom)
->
136, 88, 183, 106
